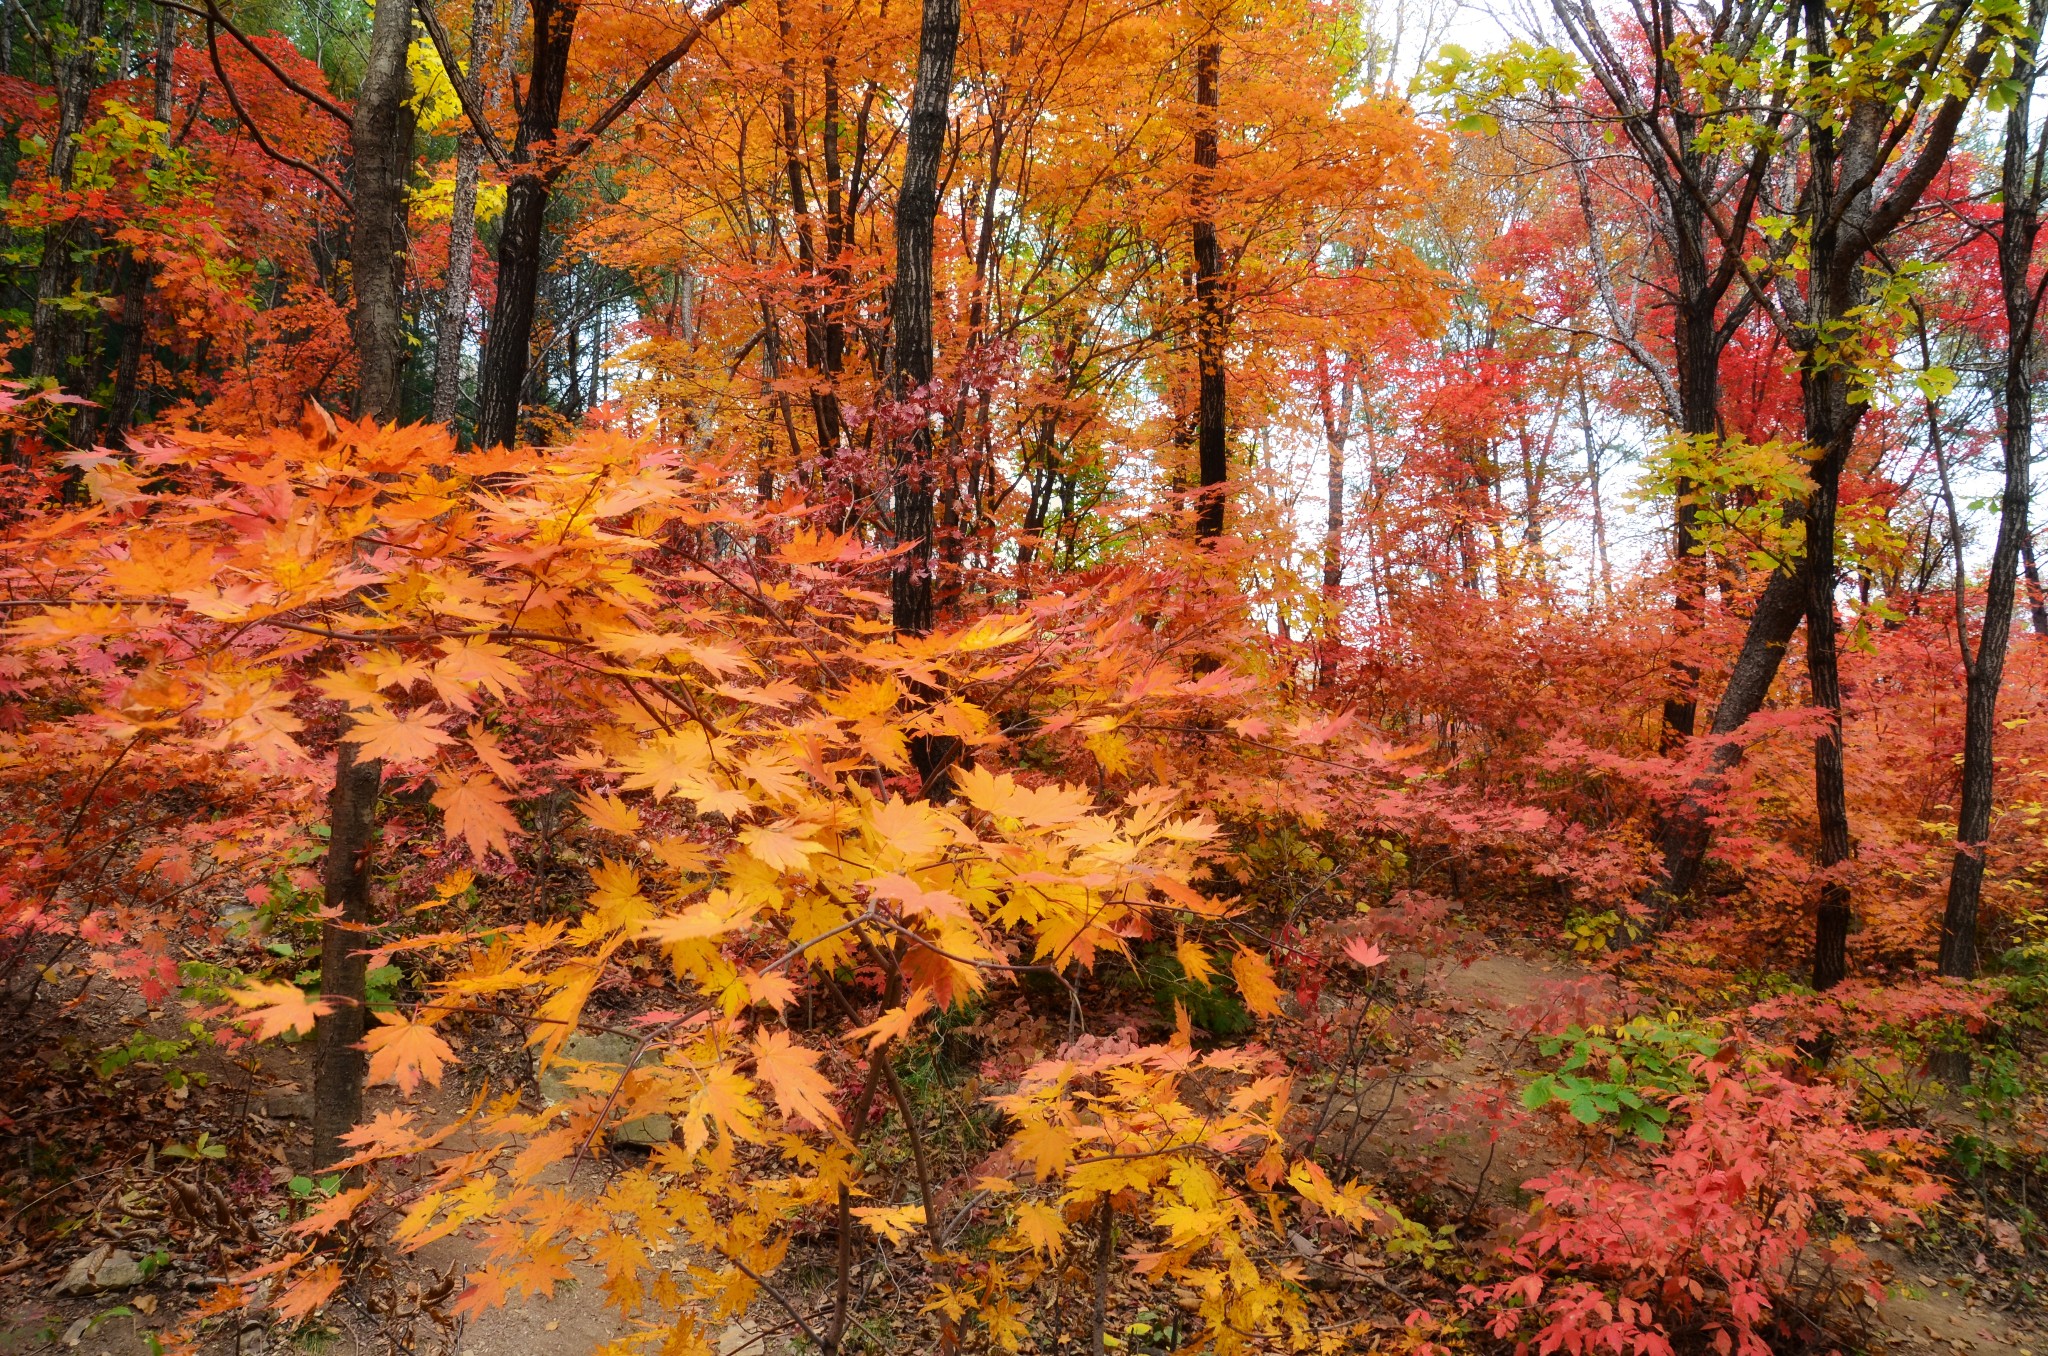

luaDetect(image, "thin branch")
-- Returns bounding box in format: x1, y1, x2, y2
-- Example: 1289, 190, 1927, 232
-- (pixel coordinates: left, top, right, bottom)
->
204, 14, 353, 211
411, 0, 512, 170
155, 0, 351, 125
543, 0, 745, 185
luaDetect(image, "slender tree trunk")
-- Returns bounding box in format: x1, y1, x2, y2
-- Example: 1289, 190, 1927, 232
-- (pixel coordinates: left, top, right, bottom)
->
28, 0, 106, 389
2024, 522, 2048, 635
1191, 37, 1226, 541
313, 744, 383, 1169
349, 0, 416, 423
312, 0, 411, 1166
1317, 349, 1349, 688
1940, 4, 2043, 980
888, 0, 958, 636
1636, 566, 1806, 927
102, 5, 178, 447
474, 0, 580, 447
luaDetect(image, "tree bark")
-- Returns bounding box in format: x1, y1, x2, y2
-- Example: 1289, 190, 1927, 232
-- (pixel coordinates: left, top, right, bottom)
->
2024, 523, 2048, 636
349, 0, 417, 423
1317, 348, 1349, 688
474, 0, 580, 447
1939, 0, 2043, 980
313, 744, 383, 1170
101, 5, 179, 447
887, 0, 958, 636
1191, 37, 1225, 541
1637, 565, 1805, 925
28, 0, 107, 388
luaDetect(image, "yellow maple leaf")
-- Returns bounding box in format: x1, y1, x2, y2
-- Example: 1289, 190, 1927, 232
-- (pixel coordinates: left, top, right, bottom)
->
852, 1204, 926, 1245
346, 706, 455, 763
227, 980, 328, 1040
1231, 949, 1285, 1019
1011, 1117, 1076, 1180
432, 773, 521, 860
1010, 1200, 1068, 1257
362, 1012, 455, 1093
1176, 937, 1217, 988
750, 1028, 841, 1130
575, 791, 642, 836
739, 825, 824, 874
866, 796, 948, 862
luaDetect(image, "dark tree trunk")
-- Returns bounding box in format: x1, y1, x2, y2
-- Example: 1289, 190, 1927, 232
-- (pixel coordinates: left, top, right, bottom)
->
1940, 0, 2043, 980
474, 0, 580, 447
349, 0, 417, 423
2024, 524, 2048, 636
103, 5, 179, 447
1191, 38, 1225, 541
313, 744, 383, 1169
1637, 564, 1806, 926
28, 0, 107, 389
888, 0, 958, 636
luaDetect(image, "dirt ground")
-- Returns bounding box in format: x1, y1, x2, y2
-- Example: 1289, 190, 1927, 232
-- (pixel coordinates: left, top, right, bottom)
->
3, 943, 2041, 1356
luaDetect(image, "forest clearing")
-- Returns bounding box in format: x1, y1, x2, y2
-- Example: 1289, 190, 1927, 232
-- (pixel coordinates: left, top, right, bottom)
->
1, 0, 2046, 1352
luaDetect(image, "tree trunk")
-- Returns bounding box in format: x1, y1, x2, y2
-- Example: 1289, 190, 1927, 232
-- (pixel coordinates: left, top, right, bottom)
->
2024, 523, 2048, 636
313, 744, 383, 1170
28, 0, 106, 389
474, 0, 581, 447
432, 120, 488, 422
1191, 38, 1225, 541
349, 0, 417, 423
887, 0, 958, 637
1636, 565, 1805, 926
102, 5, 179, 447
1317, 349, 1349, 688
1940, 2, 2043, 980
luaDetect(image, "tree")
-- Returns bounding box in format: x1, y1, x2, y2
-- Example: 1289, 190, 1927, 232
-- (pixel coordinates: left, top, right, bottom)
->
887, 0, 959, 636
1937, 0, 2046, 982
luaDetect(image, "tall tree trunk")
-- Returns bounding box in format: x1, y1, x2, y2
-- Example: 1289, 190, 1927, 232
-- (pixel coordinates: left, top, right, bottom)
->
349, 0, 417, 423
2024, 522, 2048, 635
1939, 0, 2044, 980
888, 0, 958, 636
1191, 37, 1226, 541
313, 0, 412, 1166
313, 743, 383, 1169
1635, 566, 1806, 930
1317, 349, 1349, 688
28, 0, 106, 389
474, 0, 580, 447
101, 5, 178, 447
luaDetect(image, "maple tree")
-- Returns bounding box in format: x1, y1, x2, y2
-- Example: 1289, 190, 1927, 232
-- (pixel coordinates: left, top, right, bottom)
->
3, 0, 2048, 1351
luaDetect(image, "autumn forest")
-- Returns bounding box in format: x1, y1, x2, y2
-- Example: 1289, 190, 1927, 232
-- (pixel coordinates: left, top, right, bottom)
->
1, 0, 2046, 1351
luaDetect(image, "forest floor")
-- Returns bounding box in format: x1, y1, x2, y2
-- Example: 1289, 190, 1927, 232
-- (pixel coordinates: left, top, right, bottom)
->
3, 930, 2043, 1356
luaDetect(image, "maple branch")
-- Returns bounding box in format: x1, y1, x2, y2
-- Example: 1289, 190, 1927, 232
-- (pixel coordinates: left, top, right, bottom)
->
410, 0, 512, 171
711, 1248, 826, 1350
759, 910, 881, 974
155, 0, 351, 125
543, 0, 747, 186
204, 14, 353, 212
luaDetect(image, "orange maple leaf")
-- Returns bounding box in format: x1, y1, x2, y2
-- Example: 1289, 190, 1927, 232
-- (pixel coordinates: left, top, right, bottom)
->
750, 1028, 842, 1130
362, 1012, 455, 1093
432, 773, 521, 860
345, 706, 455, 762
847, 988, 935, 1051
272, 1261, 344, 1320
227, 980, 329, 1040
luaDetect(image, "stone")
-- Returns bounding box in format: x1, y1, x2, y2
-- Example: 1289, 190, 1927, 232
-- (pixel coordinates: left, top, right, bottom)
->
52, 1245, 145, 1296
537, 1032, 672, 1145
261, 1090, 310, 1120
